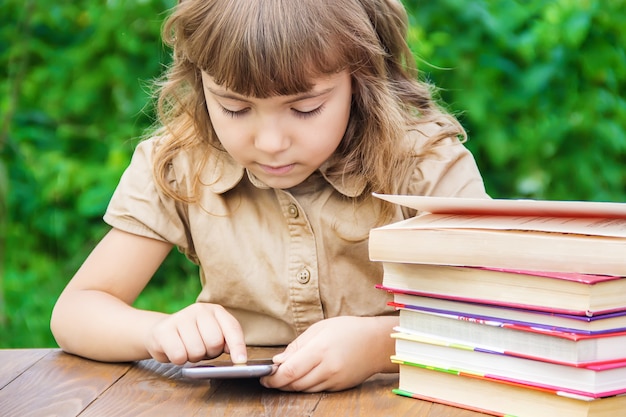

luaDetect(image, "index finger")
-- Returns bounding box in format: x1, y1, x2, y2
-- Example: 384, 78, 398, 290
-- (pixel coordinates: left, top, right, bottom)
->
214, 307, 247, 363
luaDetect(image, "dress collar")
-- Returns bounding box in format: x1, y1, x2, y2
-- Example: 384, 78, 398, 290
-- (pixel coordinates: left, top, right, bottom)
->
202, 151, 366, 197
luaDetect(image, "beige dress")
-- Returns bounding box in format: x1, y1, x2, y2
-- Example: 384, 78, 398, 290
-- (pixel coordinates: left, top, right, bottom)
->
104, 125, 488, 345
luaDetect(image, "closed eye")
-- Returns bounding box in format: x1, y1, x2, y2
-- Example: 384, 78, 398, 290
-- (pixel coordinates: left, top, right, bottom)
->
220, 106, 250, 118
292, 105, 325, 119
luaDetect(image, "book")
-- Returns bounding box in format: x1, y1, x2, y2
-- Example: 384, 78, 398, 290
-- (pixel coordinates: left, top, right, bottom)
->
393, 360, 626, 417
371, 194, 626, 416
373, 193, 626, 218
379, 262, 626, 316
388, 292, 626, 335
392, 332, 626, 397
369, 194, 626, 276
395, 308, 626, 365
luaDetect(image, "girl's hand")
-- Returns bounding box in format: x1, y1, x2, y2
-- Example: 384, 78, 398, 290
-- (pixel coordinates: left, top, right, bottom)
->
259, 315, 398, 392
145, 303, 247, 365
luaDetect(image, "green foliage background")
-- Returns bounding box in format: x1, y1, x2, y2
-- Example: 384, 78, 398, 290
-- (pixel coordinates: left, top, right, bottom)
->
1, 0, 625, 348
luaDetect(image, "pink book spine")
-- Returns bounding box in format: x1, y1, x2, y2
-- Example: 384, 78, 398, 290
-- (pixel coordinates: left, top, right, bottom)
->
377, 284, 626, 316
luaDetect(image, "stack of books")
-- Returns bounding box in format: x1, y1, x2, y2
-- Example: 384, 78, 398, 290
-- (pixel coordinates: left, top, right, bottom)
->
369, 193, 626, 417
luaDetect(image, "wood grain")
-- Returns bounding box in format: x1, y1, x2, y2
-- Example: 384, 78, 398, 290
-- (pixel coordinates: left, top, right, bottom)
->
0, 350, 131, 417
0, 349, 490, 417
0, 348, 51, 388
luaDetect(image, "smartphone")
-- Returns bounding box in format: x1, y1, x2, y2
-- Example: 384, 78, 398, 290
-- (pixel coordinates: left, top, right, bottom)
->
181, 359, 278, 379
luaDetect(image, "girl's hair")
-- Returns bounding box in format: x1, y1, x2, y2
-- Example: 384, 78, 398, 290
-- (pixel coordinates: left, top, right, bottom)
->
153, 0, 465, 222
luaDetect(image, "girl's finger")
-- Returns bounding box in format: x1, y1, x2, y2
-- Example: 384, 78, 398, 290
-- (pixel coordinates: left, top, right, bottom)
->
176, 319, 210, 363
213, 307, 247, 363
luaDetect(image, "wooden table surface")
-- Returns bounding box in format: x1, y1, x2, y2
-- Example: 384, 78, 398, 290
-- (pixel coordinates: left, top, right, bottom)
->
0, 348, 487, 417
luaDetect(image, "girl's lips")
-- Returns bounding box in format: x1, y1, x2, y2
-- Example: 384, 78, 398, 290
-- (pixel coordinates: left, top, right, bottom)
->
258, 163, 295, 175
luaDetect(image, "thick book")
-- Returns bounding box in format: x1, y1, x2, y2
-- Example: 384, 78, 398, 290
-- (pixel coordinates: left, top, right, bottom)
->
379, 262, 626, 316
388, 292, 626, 335
395, 307, 626, 365
393, 360, 626, 417
369, 194, 626, 276
392, 332, 626, 397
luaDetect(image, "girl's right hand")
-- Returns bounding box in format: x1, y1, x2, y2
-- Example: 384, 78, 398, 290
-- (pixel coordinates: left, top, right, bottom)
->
145, 303, 247, 365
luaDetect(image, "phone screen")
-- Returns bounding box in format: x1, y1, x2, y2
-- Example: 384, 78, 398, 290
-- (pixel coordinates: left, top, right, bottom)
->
181, 359, 277, 379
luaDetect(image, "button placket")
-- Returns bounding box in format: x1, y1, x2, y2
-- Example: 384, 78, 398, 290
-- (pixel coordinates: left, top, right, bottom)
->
274, 190, 324, 331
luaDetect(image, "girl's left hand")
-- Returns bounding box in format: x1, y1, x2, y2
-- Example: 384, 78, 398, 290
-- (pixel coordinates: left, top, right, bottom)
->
259, 315, 398, 392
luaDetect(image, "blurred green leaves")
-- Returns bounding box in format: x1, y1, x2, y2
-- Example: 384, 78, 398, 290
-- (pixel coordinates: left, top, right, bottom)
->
405, 0, 626, 200
1, 0, 196, 348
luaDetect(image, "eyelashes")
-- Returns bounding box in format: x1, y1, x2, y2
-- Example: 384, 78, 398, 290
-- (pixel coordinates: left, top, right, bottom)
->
219, 105, 325, 119
220, 107, 249, 118
293, 105, 324, 119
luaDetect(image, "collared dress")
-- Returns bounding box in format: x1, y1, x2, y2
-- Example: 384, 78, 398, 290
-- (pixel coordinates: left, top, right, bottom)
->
104, 124, 489, 345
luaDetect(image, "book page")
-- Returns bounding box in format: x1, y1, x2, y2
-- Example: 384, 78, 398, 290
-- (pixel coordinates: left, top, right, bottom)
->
394, 213, 626, 238
374, 193, 626, 218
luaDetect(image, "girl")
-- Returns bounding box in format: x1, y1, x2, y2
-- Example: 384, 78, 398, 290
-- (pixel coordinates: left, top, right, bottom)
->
51, 0, 488, 392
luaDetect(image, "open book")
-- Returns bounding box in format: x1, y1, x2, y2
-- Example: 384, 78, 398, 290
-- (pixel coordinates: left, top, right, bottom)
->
369, 194, 626, 276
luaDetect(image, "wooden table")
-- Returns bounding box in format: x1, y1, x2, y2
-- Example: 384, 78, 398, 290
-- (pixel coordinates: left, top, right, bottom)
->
0, 348, 486, 416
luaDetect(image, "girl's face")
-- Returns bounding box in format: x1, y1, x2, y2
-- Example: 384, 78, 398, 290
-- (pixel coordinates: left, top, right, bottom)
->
202, 70, 352, 189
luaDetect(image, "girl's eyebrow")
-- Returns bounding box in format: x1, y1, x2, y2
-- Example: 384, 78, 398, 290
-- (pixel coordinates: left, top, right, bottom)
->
283, 87, 335, 104
206, 88, 253, 103
206, 86, 335, 104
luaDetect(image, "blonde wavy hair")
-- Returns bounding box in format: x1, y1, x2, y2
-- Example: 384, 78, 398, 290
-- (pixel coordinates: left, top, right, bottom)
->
152, 0, 465, 222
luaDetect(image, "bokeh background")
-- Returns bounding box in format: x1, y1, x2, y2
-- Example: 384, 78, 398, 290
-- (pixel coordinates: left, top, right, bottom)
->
2, 0, 625, 348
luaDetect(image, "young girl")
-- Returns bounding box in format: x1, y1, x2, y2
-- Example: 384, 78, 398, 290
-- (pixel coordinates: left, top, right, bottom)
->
51, 0, 488, 392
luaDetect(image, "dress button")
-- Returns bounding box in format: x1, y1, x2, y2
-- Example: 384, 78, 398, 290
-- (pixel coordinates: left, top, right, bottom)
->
296, 268, 311, 284
287, 204, 299, 218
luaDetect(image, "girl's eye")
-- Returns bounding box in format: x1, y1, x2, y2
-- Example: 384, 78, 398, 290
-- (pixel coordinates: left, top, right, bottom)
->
220, 106, 249, 118
292, 105, 325, 119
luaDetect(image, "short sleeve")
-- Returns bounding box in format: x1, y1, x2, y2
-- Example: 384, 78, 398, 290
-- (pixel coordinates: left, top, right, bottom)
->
103, 139, 190, 249
399, 126, 489, 216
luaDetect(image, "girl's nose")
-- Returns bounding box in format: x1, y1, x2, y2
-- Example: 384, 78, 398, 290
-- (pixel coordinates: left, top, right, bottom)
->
254, 119, 290, 154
